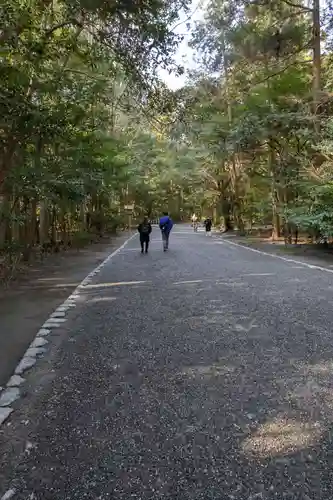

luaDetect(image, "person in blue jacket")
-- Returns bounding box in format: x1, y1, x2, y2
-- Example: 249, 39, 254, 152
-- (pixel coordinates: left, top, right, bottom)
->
159, 212, 173, 251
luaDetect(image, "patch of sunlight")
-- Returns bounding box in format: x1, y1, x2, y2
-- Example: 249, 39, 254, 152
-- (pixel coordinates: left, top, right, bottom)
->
243, 273, 275, 277
54, 283, 81, 287
205, 316, 224, 324
288, 359, 333, 380
242, 417, 322, 458
305, 361, 333, 374
88, 296, 117, 303
215, 280, 246, 287
84, 281, 148, 289
173, 280, 203, 285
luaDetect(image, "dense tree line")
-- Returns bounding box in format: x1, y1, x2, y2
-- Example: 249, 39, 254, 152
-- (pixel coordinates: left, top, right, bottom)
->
0, 0, 194, 275
2, 0, 333, 280
168, 0, 333, 242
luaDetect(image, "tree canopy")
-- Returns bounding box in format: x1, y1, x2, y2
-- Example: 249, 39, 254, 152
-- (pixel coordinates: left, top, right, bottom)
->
1, 0, 333, 273
168, 0, 333, 241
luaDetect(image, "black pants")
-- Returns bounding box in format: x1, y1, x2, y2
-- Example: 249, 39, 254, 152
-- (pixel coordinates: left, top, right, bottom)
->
140, 236, 149, 252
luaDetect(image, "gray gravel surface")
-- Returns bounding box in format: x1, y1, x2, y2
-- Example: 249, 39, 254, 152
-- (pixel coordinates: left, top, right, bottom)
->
1, 226, 333, 499
0, 233, 131, 388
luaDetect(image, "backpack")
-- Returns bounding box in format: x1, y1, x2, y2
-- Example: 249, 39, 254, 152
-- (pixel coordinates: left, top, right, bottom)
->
141, 223, 150, 234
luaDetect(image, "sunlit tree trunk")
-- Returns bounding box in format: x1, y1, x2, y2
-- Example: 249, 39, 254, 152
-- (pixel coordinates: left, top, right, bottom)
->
269, 143, 281, 240
312, 0, 321, 132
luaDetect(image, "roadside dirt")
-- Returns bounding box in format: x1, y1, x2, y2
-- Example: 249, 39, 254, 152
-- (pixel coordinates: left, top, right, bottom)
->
0, 232, 131, 387
220, 231, 333, 269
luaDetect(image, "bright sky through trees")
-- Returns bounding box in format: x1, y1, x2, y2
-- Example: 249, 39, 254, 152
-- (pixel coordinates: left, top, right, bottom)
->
158, 0, 206, 89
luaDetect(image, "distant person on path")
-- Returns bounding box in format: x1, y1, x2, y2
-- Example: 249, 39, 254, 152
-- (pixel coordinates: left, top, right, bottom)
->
191, 213, 198, 232
204, 217, 212, 236
159, 212, 173, 251
137, 216, 152, 253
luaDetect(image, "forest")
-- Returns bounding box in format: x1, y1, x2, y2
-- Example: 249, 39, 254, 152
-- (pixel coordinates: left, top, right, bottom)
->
1, 0, 332, 274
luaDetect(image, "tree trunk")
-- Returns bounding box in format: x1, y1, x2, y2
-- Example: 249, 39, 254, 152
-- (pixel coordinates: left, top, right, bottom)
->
312, 0, 321, 131
39, 200, 49, 245
80, 200, 87, 231
213, 205, 218, 226
269, 143, 280, 240
221, 197, 233, 232
12, 196, 21, 244
221, 25, 240, 233
51, 205, 57, 246
61, 209, 67, 244
22, 196, 31, 261
0, 192, 11, 248
30, 198, 38, 247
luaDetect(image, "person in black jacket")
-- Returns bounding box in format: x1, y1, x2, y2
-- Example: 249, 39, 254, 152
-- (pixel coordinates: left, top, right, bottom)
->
137, 216, 152, 253
204, 217, 212, 236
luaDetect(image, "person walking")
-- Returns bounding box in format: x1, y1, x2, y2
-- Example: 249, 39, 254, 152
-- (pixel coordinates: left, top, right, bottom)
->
159, 211, 173, 251
204, 217, 212, 236
137, 216, 152, 253
191, 213, 198, 232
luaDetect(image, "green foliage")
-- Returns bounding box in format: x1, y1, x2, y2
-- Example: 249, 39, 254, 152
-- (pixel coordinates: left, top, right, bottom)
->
3, 0, 333, 261
0, 0, 195, 261
162, 0, 333, 238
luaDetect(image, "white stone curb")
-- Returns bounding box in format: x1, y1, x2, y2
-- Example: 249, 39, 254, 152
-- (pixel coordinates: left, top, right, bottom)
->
1, 488, 16, 500
0, 233, 135, 427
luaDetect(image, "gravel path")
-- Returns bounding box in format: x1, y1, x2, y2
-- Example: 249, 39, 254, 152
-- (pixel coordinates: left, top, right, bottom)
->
0, 233, 131, 388
1, 225, 333, 499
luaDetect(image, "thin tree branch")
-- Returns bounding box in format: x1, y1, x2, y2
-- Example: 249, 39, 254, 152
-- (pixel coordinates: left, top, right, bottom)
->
44, 20, 82, 38
247, 0, 312, 12
241, 58, 312, 93
62, 69, 106, 81
279, 0, 312, 12
170, 2, 201, 32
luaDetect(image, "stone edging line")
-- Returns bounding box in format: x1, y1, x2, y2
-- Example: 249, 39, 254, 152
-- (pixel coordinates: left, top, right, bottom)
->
0, 233, 136, 428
